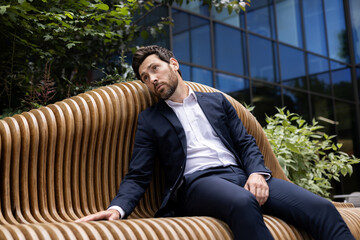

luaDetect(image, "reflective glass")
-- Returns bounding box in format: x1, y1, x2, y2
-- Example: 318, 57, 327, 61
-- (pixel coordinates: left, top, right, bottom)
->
275, 0, 303, 48
283, 88, 310, 121
180, 64, 191, 81
173, 1, 209, 16
309, 72, 331, 95
192, 67, 213, 87
330, 60, 346, 71
172, 10, 212, 67
216, 73, 250, 103
279, 44, 306, 88
324, 0, 349, 63
211, 7, 243, 28
252, 81, 281, 126
247, 0, 274, 38
308, 54, 330, 94
136, 6, 170, 48
311, 95, 335, 135
214, 23, 246, 75
249, 34, 277, 82
172, 10, 190, 62
335, 102, 355, 155
332, 68, 353, 100
308, 54, 329, 75
349, 0, 360, 63
302, 0, 327, 56
358, 68, 360, 102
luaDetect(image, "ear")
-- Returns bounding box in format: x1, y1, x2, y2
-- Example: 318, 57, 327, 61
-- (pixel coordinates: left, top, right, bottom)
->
169, 57, 179, 71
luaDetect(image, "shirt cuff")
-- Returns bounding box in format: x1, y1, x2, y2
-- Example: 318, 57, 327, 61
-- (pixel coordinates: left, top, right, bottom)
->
252, 172, 271, 181
108, 206, 126, 219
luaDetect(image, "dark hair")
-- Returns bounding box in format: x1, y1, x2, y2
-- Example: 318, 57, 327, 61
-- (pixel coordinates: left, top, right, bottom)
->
132, 45, 182, 80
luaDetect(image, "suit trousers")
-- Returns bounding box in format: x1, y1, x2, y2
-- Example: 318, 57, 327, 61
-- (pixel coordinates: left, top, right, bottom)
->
176, 166, 354, 240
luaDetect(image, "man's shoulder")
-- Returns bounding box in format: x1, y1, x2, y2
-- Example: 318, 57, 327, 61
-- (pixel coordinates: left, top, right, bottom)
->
194, 91, 224, 99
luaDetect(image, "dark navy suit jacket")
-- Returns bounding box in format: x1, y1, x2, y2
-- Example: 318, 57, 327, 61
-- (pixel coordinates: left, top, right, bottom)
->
109, 91, 271, 218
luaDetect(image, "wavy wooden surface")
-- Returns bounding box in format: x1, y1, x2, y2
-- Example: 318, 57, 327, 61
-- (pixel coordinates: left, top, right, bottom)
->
0, 80, 359, 239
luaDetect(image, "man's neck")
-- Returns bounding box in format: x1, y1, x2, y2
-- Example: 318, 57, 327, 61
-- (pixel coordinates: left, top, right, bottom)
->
168, 81, 189, 103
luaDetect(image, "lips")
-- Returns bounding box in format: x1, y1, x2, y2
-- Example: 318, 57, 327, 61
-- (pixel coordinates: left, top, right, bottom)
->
156, 84, 164, 91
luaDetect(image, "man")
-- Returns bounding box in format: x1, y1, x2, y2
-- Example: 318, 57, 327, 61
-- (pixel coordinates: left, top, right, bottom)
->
77, 45, 354, 240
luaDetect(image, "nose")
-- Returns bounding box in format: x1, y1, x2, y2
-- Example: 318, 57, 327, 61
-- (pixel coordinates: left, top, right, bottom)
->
149, 73, 157, 83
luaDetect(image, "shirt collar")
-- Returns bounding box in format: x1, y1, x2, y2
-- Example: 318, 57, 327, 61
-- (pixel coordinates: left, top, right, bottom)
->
165, 85, 197, 107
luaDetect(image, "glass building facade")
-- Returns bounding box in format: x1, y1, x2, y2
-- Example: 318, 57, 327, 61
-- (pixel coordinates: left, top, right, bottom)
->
146, 0, 360, 195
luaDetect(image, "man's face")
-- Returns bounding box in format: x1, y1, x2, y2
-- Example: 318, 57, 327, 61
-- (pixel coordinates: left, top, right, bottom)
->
138, 54, 179, 100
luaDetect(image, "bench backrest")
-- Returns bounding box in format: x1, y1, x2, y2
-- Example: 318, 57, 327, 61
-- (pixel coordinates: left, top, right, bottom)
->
0, 81, 287, 224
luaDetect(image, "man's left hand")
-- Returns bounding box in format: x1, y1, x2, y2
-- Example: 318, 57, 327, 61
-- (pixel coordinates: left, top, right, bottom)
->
244, 173, 269, 206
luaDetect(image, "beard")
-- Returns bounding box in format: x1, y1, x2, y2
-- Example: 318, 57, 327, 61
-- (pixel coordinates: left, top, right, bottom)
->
154, 67, 179, 100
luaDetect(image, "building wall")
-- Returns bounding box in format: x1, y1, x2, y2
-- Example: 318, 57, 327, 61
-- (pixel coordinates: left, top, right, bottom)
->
148, 0, 360, 195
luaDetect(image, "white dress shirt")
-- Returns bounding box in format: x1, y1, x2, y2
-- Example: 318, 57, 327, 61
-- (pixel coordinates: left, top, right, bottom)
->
165, 88, 238, 175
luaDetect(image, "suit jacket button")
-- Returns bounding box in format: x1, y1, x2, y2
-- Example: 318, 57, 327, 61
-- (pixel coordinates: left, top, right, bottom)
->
170, 188, 173, 191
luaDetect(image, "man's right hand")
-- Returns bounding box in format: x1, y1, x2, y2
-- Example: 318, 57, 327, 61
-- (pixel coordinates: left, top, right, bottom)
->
75, 209, 120, 222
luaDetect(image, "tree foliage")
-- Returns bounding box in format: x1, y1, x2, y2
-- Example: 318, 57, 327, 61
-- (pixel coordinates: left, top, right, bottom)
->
0, 0, 248, 117
0, 0, 171, 116
264, 107, 360, 198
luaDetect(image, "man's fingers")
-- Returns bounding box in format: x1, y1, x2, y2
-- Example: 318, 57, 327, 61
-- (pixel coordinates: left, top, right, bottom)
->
75, 210, 120, 222
244, 173, 269, 206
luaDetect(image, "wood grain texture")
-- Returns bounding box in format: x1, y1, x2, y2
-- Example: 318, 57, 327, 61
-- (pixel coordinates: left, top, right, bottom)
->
0, 81, 359, 239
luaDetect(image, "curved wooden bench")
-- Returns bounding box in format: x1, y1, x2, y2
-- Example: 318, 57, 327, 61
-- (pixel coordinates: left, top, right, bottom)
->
0, 80, 359, 239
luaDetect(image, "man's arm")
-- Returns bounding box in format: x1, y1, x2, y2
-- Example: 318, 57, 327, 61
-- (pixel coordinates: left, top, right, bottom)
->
221, 95, 270, 205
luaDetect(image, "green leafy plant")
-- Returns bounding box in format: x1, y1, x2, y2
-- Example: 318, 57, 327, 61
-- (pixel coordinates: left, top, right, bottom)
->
264, 107, 360, 198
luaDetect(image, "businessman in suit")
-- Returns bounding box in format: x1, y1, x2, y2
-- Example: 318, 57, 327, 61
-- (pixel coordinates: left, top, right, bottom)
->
77, 45, 354, 240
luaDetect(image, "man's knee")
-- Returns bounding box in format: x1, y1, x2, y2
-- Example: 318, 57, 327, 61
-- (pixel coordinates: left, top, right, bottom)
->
229, 190, 260, 216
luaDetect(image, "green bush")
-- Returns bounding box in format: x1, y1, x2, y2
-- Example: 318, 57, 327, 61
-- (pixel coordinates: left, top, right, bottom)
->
264, 107, 360, 198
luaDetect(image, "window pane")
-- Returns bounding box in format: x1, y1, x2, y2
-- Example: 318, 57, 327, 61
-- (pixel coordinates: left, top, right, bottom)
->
349, 0, 360, 63
211, 7, 243, 28
172, 10, 190, 62
335, 102, 355, 155
192, 67, 213, 87
249, 34, 277, 82
173, 1, 209, 16
330, 60, 346, 71
279, 44, 306, 88
252, 81, 281, 126
180, 64, 191, 81
324, 0, 349, 63
332, 68, 353, 100
247, 0, 274, 38
357, 67, 360, 102
172, 10, 212, 67
311, 95, 335, 135
283, 88, 310, 121
302, 0, 327, 56
308, 54, 331, 94
216, 73, 250, 103
309, 72, 331, 95
275, 0, 303, 47
214, 23, 246, 75
191, 21, 212, 67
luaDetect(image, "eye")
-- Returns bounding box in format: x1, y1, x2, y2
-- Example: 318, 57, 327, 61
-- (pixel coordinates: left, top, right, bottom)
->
143, 75, 149, 82
153, 65, 158, 71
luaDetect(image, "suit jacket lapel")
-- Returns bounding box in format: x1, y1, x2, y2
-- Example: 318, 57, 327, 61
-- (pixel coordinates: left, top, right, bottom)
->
157, 101, 187, 157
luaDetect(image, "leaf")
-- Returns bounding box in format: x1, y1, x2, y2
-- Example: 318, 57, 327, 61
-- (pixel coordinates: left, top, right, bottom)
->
285, 142, 300, 153
18, 0, 25, 4
0, 5, 10, 15
140, 30, 148, 40
95, 4, 109, 11
64, 11, 73, 19
66, 43, 76, 49
44, 34, 53, 41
